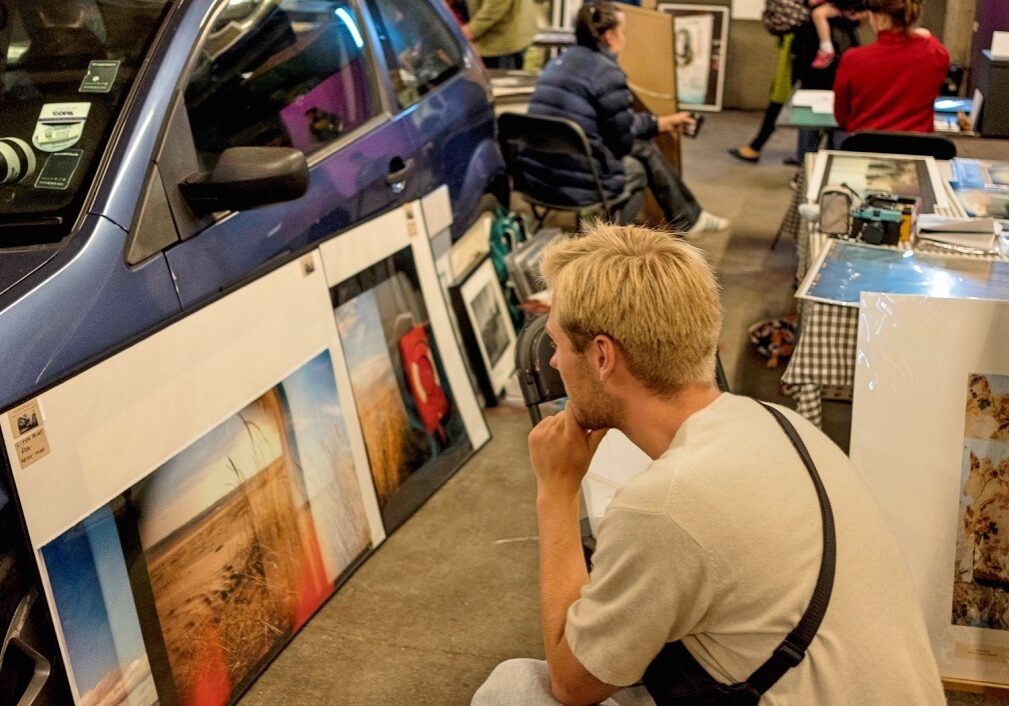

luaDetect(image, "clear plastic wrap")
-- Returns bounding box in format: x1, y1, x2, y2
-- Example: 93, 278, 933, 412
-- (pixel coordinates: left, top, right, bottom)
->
850, 293, 1009, 684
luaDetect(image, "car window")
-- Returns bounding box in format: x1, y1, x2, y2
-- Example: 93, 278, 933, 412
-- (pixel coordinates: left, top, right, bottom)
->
185, 0, 379, 169
365, 0, 462, 109
0, 0, 171, 245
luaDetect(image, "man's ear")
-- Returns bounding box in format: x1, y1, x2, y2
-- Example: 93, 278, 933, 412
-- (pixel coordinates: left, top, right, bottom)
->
593, 335, 619, 381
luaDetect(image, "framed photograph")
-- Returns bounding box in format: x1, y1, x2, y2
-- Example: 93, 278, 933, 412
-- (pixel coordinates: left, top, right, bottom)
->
449, 256, 517, 406
0, 252, 385, 706
505, 227, 563, 302
806, 150, 950, 214
551, 0, 584, 29
850, 294, 1009, 685
656, 3, 729, 111
320, 203, 490, 534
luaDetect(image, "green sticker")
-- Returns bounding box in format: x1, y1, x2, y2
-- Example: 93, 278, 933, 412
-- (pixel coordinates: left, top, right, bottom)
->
35, 150, 83, 190
79, 60, 121, 93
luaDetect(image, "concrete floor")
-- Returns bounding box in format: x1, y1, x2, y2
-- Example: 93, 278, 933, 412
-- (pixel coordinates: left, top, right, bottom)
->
240, 112, 1008, 704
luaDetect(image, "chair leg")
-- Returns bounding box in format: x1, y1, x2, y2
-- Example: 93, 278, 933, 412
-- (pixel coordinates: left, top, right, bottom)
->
531, 205, 548, 231
770, 223, 784, 250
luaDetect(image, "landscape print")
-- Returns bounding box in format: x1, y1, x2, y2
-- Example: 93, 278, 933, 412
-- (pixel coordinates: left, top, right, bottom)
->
334, 253, 471, 531
279, 352, 371, 581
953, 373, 1009, 629
130, 352, 371, 705
41, 505, 157, 706
824, 155, 934, 211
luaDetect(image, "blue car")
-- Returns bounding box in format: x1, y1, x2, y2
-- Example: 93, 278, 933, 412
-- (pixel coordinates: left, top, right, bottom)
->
0, 0, 506, 702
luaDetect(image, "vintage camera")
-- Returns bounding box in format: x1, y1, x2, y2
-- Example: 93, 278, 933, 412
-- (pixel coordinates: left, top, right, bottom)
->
851, 206, 903, 245
862, 191, 918, 243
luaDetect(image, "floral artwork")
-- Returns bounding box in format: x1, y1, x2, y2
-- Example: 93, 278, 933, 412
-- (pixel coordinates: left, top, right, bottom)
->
953, 373, 1009, 629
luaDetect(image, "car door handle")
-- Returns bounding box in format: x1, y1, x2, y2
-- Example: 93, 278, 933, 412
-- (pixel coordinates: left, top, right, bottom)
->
1, 589, 51, 706
385, 157, 415, 193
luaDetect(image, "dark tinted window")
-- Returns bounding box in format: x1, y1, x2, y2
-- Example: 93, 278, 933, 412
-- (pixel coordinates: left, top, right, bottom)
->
366, 0, 463, 109
0, 0, 171, 244
185, 0, 378, 169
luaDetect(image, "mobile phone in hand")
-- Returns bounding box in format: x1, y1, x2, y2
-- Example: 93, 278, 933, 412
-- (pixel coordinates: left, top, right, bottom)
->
683, 112, 705, 139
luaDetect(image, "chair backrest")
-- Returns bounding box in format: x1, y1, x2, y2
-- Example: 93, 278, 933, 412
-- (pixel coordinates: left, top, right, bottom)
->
515, 315, 731, 425
514, 315, 565, 424
497, 112, 612, 211
839, 131, 957, 160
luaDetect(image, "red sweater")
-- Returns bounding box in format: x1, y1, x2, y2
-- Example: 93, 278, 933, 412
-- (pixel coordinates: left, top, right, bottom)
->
833, 29, 950, 133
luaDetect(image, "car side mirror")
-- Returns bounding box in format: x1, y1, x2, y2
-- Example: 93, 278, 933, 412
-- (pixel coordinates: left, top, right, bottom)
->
180, 146, 309, 216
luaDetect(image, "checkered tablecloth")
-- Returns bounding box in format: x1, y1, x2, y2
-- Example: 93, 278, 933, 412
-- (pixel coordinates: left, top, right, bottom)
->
780, 300, 858, 427
776, 167, 850, 427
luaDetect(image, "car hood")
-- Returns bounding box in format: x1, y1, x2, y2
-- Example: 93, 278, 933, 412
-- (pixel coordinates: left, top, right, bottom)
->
0, 248, 60, 299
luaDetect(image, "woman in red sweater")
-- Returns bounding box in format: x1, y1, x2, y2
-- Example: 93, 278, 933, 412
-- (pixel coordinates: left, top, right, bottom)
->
833, 0, 949, 133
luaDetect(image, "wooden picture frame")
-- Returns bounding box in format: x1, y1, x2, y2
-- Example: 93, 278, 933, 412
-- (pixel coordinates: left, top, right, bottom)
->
656, 3, 729, 111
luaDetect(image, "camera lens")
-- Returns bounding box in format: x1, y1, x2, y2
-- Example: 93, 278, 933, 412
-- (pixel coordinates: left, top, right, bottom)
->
861, 221, 885, 245
0, 138, 36, 185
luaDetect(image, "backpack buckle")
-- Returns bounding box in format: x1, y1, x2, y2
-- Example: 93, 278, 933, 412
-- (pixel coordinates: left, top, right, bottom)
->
775, 639, 806, 667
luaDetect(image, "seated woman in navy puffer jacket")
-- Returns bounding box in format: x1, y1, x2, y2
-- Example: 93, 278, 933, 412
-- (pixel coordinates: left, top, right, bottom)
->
522, 1, 728, 234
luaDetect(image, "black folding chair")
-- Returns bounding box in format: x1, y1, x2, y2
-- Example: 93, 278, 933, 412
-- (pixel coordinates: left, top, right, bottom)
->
498, 112, 642, 230
515, 315, 730, 426
839, 131, 957, 160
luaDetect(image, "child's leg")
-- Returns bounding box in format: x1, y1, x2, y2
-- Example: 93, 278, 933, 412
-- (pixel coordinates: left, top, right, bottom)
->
811, 3, 841, 68
812, 3, 840, 47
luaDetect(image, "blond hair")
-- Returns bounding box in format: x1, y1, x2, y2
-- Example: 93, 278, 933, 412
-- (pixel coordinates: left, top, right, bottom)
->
541, 224, 722, 395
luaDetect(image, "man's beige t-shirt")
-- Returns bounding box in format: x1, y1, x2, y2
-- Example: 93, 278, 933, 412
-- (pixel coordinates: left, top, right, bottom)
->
567, 394, 944, 704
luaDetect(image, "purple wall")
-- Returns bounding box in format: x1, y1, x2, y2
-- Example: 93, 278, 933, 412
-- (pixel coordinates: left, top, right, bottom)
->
970, 0, 1009, 94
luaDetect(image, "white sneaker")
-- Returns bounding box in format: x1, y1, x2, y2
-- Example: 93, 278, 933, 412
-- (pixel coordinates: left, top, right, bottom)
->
686, 211, 730, 236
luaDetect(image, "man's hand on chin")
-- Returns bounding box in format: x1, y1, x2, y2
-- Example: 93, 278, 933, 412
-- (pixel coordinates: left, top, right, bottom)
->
529, 405, 617, 706
528, 406, 608, 499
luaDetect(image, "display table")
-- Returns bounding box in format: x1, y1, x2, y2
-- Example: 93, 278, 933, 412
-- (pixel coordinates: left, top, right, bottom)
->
780, 156, 1006, 426
775, 91, 974, 134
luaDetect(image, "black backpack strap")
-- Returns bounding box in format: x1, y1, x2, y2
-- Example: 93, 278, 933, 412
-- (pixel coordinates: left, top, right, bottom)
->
745, 403, 837, 694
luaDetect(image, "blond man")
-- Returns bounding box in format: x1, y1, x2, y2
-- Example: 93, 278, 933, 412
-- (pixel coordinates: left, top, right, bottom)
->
472, 224, 942, 705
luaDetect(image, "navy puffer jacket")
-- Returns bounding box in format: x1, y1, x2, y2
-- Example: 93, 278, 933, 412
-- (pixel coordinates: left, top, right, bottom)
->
519, 45, 657, 206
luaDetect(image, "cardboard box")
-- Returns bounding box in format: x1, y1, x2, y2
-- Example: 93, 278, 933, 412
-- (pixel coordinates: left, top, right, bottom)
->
618, 4, 683, 223
619, 4, 678, 117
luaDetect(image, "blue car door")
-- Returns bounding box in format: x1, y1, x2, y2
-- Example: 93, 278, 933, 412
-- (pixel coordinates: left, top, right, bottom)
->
161, 0, 416, 309
362, 0, 500, 240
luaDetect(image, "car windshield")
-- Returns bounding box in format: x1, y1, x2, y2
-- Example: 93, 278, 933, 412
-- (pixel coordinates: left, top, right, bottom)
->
0, 0, 171, 245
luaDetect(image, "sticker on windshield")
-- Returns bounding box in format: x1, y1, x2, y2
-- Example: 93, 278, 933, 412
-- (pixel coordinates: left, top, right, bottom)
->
79, 60, 121, 93
34, 150, 83, 190
33, 103, 91, 152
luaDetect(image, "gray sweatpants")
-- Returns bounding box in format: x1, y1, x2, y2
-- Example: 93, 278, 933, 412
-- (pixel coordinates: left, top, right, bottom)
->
471, 658, 656, 706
